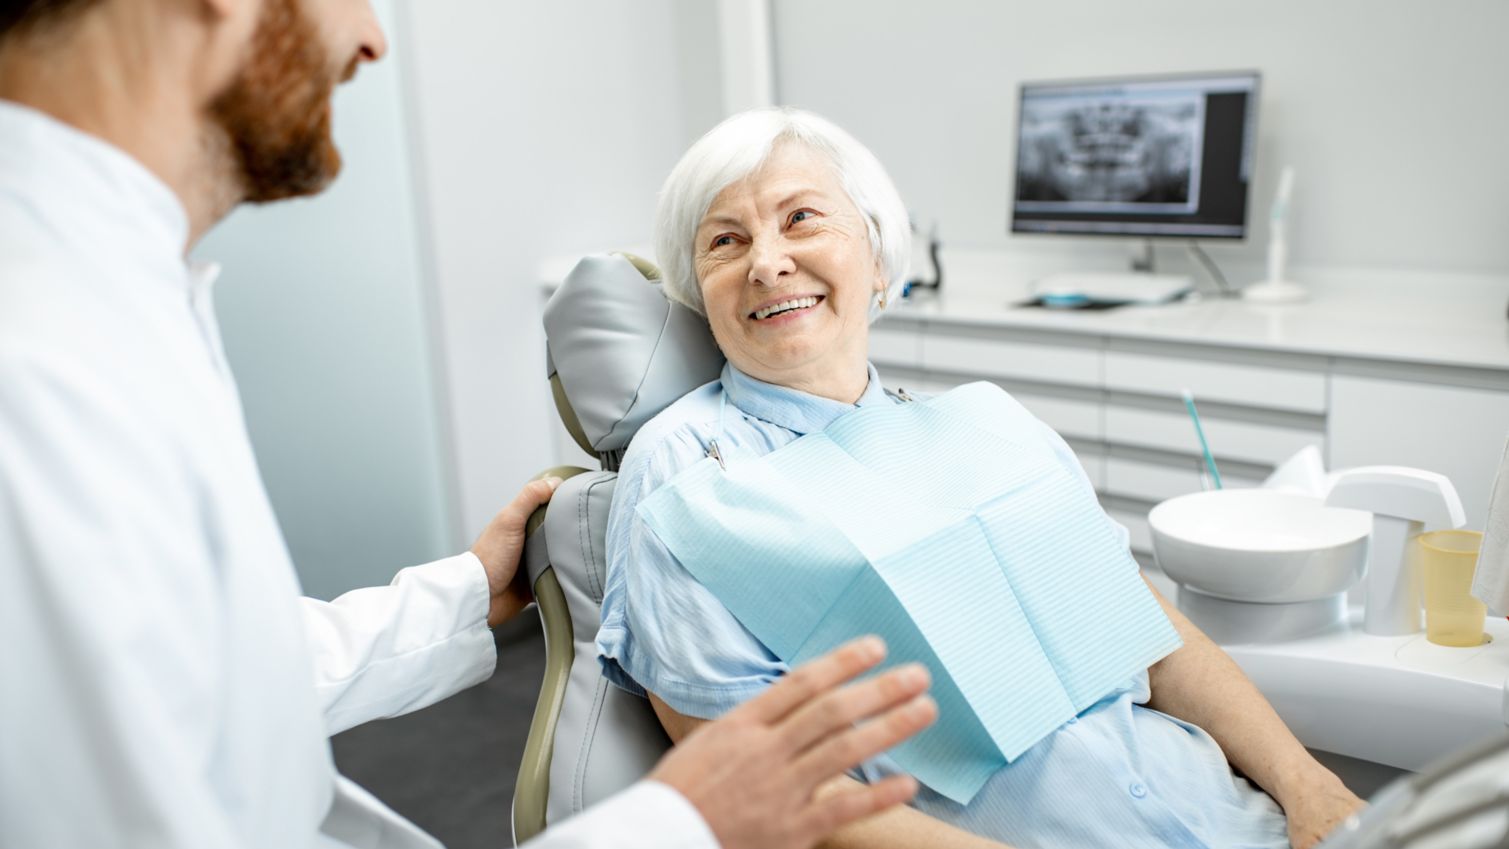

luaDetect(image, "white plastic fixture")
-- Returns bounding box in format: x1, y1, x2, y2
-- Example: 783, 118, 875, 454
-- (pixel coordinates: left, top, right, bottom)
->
1149, 489, 1372, 643
1325, 466, 1468, 636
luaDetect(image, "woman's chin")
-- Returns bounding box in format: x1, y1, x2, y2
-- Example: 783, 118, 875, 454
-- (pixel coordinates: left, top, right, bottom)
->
737, 348, 839, 382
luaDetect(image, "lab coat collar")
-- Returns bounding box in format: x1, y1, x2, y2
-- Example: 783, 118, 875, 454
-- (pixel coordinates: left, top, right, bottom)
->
721, 360, 892, 435
0, 99, 192, 293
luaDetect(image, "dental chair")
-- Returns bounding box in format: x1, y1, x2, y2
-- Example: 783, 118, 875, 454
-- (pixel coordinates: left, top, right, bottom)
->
511, 253, 724, 845
510, 255, 1509, 849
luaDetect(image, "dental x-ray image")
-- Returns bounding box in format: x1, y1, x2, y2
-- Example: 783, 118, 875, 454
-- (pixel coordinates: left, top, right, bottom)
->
1015, 93, 1204, 214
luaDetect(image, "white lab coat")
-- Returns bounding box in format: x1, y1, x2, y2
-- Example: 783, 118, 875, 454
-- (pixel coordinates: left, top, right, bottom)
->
0, 101, 717, 849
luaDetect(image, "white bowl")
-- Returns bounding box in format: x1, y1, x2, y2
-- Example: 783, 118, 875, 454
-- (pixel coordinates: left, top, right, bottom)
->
1149, 489, 1372, 604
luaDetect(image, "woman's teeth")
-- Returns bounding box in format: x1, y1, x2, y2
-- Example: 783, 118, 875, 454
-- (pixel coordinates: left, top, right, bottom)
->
753, 296, 820, 320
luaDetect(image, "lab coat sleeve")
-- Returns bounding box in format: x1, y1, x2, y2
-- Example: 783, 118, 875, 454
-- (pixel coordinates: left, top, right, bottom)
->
0, 354, 245, 847
302, 552, 499, 735
524, 781, 721, 849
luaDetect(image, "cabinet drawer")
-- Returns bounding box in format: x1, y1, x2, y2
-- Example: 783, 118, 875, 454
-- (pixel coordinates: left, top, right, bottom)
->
1067, 445, 1105, 491
1103, 457, 1263, 504
923, 334, 1099, 387
1329, 375, 1509, 529
1105, 351, 1326, 414
868, 325, 922, 367
1104, 507, 1153, 554
1105, 406, 1322, 466
1012, 391, 1102, 442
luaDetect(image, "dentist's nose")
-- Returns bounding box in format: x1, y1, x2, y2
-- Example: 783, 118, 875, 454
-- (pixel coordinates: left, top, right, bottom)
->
747, 236, 795, 287
357, 0, 389, 64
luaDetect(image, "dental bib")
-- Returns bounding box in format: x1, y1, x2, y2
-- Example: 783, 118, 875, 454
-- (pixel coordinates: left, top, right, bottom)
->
637, 382, 1181, 804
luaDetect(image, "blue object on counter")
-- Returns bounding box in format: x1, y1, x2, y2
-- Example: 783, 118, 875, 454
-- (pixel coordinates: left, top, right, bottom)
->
1039, 292, 1093, 309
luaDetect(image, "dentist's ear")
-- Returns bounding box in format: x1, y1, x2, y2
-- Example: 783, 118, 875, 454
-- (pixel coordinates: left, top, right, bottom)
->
188, 0, 259, 98
195, 0, 252, 21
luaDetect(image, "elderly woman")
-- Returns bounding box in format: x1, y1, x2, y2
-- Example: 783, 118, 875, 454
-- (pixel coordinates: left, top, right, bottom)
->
596, 107, 1362, 849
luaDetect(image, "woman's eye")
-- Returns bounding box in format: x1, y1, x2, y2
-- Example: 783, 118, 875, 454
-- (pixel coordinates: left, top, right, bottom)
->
789, 209, 816, 225
711, 234, 736, 248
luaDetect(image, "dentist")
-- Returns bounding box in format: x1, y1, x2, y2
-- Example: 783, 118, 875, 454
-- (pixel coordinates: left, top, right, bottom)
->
0, 1, 935, 848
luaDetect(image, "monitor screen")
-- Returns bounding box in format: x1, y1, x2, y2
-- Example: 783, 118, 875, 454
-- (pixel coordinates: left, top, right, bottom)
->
1010, 71, 1260, 239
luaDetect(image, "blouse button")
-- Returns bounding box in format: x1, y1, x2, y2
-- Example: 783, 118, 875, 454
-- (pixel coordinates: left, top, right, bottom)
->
1129, 782, 1148, 799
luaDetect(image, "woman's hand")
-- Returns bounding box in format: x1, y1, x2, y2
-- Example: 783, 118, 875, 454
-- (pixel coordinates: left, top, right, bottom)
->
471, 476, 561, 627
1279, 771, 1365, 849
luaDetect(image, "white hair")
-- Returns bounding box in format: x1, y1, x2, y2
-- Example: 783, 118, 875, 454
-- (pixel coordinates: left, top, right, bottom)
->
653, 107, 911, 322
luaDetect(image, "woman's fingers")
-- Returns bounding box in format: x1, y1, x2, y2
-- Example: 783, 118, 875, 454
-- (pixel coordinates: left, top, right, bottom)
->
791, 692, 937, 789
729, 636, 887, 725
779, 662, 930, 754
797, 775, 921, 841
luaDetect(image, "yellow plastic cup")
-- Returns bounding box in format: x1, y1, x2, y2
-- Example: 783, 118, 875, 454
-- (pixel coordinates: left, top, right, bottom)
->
1419, 529, 1487, 647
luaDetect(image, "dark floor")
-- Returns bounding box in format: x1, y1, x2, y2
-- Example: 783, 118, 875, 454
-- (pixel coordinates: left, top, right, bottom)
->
331, 614, 546, 849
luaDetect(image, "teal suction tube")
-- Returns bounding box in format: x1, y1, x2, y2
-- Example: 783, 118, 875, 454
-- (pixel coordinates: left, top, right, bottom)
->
1181, 389, 1223, 490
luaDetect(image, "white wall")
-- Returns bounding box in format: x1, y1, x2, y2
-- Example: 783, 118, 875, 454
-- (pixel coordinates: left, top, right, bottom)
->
400, 0, 722, 536
770, 0, 1509, 282
198, 0, 455, 600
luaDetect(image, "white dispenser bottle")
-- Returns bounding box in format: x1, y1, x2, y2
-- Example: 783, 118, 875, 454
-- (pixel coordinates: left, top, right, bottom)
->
1243, 167, 1309, 304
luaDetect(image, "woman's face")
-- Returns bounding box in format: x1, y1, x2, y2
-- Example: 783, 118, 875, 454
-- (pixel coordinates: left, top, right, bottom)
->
693, 142, 884, 402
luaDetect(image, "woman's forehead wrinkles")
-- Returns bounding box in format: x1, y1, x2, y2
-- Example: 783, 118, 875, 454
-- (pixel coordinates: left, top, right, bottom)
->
701, 183, 839, 232
698, 211, 745, 232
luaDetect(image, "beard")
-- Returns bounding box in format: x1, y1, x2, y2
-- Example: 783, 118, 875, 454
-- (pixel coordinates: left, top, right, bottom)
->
208, 0, 347, 203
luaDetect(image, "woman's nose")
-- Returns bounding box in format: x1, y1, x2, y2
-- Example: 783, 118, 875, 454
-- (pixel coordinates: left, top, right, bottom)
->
747, 237, 795, 287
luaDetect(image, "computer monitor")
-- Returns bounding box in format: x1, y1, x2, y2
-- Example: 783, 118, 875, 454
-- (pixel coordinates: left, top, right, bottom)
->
1011, 71, 1260, 240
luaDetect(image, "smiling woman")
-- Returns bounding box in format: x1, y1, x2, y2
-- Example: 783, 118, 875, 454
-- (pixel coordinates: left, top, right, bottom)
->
655, 107, 910, 331
691, 141, 888, 401
597, 107, 1359, 849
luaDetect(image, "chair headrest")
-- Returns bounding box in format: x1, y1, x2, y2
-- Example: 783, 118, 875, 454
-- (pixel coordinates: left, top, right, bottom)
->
544, 253, 724, 456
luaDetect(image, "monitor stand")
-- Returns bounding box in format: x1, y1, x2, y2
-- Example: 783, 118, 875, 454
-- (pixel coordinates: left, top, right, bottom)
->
1031, 240, 1193, 306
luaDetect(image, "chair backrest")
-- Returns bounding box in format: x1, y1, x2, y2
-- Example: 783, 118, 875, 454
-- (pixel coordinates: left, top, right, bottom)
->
512, 254, 722, 845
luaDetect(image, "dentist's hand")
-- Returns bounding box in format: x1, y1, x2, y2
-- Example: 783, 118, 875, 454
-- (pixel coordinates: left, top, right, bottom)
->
648, 637, 935, 849
471, 476, 561, 627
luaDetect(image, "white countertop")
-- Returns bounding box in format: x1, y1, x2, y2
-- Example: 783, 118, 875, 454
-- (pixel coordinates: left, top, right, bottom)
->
541, 249, 1509, 372
881, 254, 1509, 372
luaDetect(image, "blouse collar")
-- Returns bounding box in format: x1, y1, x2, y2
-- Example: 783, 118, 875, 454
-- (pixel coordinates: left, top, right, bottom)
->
720, 361, 893, 435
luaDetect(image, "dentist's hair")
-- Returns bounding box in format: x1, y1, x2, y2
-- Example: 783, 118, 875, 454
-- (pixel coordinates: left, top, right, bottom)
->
0, 0, 99, 40
654, 107, 911, 323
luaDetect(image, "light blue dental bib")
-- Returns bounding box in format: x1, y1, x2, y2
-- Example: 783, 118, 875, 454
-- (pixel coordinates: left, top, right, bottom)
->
637, 382, 1182, 803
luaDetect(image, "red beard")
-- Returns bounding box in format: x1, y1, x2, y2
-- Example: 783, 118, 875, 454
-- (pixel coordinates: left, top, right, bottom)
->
208, 0, 345, 202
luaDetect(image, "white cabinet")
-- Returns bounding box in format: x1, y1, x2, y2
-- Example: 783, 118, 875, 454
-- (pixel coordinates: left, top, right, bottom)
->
868, 312, 1509, 555
1012, 391, 1102, 442
868, 323, 922, 369
921, 331, 1100, 387
1105, 350, 1327, 414
1103, 405, 1323, 467
1104, 457, 1263, 504
1328, 374, 1509, 529
1105, 507, 1153, 554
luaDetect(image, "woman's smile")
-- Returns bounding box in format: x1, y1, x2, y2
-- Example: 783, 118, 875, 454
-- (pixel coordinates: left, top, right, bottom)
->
750, 294, 824, 323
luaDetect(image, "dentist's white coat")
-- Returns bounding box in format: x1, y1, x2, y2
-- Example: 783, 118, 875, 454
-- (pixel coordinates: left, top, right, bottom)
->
0, 101, 716, 849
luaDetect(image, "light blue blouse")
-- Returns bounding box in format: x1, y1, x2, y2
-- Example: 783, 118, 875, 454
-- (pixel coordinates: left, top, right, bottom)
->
596, 363, 1288, 849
